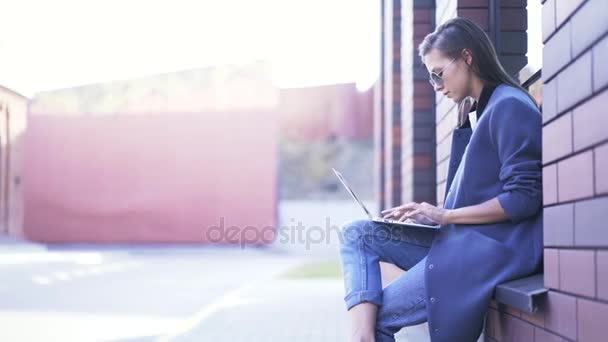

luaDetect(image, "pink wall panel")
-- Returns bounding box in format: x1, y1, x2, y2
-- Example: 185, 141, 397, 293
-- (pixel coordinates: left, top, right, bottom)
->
24, 111, 278, 244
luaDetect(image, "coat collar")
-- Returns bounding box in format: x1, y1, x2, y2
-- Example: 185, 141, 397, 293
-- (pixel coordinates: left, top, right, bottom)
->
460, 84, 497, 129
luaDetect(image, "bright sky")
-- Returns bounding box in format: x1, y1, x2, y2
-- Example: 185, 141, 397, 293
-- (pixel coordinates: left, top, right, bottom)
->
1, 1, 540, 98
526, 1, 543, 72
0, 0, 380, 97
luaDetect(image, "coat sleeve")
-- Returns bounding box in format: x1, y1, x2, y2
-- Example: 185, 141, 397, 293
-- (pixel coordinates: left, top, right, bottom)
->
489, 97, 543, 224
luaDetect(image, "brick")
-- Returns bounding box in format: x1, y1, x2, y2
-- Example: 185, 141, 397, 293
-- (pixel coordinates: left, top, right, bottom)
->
458, 8, 489, 31
436, 181, 446, 205
571, 0, 608, 57
544, 291, 577, 340
543, 22, 572, 82
497, 303, 522, 317
487, 307, 500, 338
573, 90, 608, 151
555, 0, 585, 28
501, 8, 527, 31
544, 203, 574, 246
458, 0, 488, 7
500, 55, 528, 77
557, 151, 594, 202
413, 9, 433, 24
598, 251, 608, 301
534, 327, 562, 342
521, 310, 545, 328
436, 158, 449, 184
559, 249, 596, 297
436, 130, 453, 162
543, 112, 573, 163
543, 164, 558, 205
578, 298, 608, 342
495, 315, 534, 342
433, 110, 453, 138
542, 0, 556, 42
501, 31, 528, 55
575, 197, 608, 246
593, 35, 608, 92
557, 52, 593, 114
596, 144, 608, 195
413, 23, 434, 38
414, 99, 432, 111
544, 248, 560, 289
542, 78, 558, 123
501, 0, 526, 8
435, 96, 457, 124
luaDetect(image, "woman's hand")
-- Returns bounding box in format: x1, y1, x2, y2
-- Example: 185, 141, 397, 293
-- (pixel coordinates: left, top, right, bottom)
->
381, 202, 452, 225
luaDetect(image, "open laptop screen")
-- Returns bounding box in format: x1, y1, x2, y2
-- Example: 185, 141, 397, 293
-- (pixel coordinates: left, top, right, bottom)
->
332, 168, 373, 220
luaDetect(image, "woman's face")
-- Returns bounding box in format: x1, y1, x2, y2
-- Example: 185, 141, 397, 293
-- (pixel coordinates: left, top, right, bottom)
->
423, 48, 472, 103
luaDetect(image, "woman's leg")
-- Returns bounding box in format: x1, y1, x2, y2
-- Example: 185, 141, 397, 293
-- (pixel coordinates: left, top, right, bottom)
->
338, 219, 436, 342
374, 256, 428, 342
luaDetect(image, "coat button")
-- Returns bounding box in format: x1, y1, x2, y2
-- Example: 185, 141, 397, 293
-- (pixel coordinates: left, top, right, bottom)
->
428, 264, 434, 270
430, 297, 436, 303
434, 328, 439, 333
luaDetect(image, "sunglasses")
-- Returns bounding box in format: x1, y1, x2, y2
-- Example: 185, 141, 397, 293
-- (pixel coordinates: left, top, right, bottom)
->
428, 58, 457, 88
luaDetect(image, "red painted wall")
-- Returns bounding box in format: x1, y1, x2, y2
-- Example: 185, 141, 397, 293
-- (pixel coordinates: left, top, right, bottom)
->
24, 111, 278, 244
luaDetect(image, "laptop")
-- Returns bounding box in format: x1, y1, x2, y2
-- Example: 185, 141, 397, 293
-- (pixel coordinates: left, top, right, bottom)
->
332, 168, 440, 230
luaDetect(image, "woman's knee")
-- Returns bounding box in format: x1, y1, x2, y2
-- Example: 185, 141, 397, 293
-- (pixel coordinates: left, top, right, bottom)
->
340, 219, 374, 245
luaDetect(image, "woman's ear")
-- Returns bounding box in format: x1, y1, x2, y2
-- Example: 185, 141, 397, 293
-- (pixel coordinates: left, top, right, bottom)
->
461, 49, 473, 67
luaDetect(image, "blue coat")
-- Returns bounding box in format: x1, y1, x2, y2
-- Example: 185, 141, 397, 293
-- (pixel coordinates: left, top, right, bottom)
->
424, 84, 543, 341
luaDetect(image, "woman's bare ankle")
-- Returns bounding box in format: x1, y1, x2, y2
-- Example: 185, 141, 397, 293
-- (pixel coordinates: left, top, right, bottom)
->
350, 331, 376, 342
349, 302, 378, 342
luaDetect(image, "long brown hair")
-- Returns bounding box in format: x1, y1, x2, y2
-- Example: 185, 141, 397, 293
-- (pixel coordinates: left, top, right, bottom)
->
418, 17, 537, 125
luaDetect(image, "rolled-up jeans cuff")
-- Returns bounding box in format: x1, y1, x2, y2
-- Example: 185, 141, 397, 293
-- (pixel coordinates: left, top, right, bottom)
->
344, 290, 383, 310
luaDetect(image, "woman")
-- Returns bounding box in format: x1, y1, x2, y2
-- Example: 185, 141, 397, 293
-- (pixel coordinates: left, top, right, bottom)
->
338, 17, 542, 342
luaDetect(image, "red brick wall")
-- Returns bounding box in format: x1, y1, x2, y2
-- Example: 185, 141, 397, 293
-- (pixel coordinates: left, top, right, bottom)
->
486, 0, 608, 341
375, 0, 437, 213
382, 0, 403, 209
434, 0, 458, 207
401, 0, 437, 205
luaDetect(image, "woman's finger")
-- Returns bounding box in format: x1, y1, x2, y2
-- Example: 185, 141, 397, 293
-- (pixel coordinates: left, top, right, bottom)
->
399, 209, 421, 222
381, 210, 398, 219
382, 202, 419, 215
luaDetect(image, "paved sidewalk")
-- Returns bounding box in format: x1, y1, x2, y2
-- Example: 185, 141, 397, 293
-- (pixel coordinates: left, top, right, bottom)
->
0, 234, 47, 254
0, 201, 480, 341
168, 277, 348, 342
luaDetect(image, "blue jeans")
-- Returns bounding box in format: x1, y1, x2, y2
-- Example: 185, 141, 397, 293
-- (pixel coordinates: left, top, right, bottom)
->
338, 219, 437, 342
